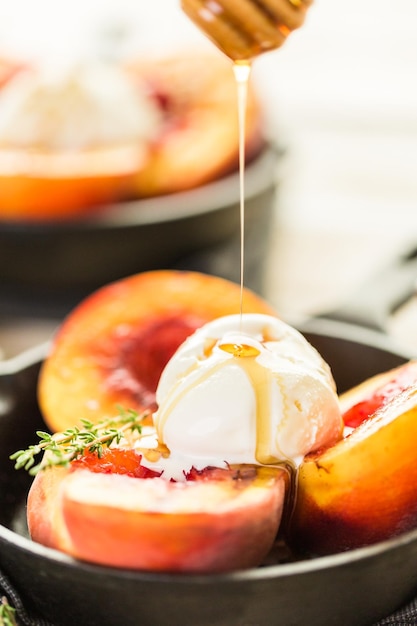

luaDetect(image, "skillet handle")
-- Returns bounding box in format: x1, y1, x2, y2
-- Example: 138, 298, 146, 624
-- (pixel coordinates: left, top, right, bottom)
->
317, 246, 417, 332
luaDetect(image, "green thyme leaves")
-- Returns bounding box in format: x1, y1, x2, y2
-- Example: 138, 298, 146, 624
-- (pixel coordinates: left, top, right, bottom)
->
0, 597, 17, 626
10, 408, 150, 476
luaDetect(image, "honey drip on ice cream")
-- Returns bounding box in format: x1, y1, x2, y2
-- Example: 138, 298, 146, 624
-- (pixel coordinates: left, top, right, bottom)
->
155, 337, 285, 468
220, 341, 279, 464
220, 342, 260, 358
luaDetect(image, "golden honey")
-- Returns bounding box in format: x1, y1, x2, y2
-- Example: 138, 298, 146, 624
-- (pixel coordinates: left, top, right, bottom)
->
181, 0, 293, 61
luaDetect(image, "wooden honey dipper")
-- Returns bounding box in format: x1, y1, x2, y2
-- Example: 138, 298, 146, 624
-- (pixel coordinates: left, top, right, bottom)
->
181, 0, 313, 61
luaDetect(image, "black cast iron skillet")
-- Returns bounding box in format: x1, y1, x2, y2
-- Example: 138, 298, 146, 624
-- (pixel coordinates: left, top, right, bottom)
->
1, 250, 417, 626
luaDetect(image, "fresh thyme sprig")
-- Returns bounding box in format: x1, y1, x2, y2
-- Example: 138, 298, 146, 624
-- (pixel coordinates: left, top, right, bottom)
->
10, 407, 150, 476
0, 597, 17, 626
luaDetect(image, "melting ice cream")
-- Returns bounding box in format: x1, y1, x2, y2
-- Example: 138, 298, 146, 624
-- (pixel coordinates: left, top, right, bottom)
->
139, 314, 343, 480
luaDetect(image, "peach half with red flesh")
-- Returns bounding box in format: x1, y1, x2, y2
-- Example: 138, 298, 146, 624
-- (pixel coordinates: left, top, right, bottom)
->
27, 448, 287, 573
38, 270, 276, 434
288, 361, 417, 556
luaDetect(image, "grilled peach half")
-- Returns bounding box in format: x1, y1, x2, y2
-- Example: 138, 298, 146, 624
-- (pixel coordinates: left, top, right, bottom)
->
289, 361, 417, 556
27, 449, 287, 573
38, 270, 276, 433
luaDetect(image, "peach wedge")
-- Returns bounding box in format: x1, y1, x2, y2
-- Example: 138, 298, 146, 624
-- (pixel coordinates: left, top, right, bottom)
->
289, 362, 417, 556
38, 270, 276, 433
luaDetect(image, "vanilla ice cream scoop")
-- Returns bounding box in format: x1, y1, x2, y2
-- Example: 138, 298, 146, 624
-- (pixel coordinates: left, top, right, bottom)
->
140, 314, 343, 481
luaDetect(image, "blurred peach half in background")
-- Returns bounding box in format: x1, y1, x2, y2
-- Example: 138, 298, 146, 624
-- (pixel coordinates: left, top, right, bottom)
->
0, 52, 265, 222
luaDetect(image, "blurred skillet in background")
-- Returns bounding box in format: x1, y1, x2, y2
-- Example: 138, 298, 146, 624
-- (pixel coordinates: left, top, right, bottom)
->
0, 53, 280, 319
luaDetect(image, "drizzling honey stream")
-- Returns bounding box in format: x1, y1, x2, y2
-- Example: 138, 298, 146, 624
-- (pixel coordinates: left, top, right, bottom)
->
181, 0, 309, 326
233, 60, 251, 328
